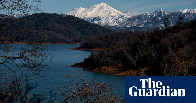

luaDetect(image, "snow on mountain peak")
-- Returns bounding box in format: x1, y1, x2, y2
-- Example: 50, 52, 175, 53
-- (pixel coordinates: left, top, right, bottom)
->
66, 3, 196, 30
67, 7, 87, 17
154, 9, 166, 13
156, 9, 164, 11
180, 9, 196, 13
95, 2, 107, 6
66, 2, 124, 18
153, 9, 170, 16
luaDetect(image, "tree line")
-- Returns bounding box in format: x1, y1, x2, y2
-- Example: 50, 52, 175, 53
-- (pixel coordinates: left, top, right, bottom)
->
80, 19, 196, 76
0, 13, 113, 43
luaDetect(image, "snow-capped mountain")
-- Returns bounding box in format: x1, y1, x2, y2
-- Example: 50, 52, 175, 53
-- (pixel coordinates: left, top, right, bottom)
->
67, 2, 124, 17
67, 2, 127, 26
180, 9, 196, 13
66, 3, 196, 31
126, 9, 196, 31
67, 3, 196, 31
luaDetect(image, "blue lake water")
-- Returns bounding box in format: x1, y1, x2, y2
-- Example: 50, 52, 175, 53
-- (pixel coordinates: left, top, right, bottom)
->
0, 44, 125, 102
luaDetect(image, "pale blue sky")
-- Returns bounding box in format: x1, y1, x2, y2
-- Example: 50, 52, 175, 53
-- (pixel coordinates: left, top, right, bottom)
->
1, 0, 196, 14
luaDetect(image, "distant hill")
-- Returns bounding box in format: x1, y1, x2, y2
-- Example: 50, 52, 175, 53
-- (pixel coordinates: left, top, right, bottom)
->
1, 13, 113, 43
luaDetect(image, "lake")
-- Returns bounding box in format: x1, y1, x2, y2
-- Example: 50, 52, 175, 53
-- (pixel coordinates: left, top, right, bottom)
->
0, 44, 125, 102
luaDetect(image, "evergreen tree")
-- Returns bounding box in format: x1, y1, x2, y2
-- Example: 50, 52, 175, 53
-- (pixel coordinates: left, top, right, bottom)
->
164, 18, 169, 28
177, 16, 184, 25
176, 16, 184, 30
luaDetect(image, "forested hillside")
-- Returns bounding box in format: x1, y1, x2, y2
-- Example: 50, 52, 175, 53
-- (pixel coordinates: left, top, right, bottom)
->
74, 20, 196, 76
0, 13, 113, 43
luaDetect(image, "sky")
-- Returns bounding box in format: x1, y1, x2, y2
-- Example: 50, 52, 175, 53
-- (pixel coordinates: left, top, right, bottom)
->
0, 0, 196, 14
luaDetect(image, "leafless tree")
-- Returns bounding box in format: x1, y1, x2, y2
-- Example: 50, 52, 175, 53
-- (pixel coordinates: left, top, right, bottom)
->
0, 0, 54, 102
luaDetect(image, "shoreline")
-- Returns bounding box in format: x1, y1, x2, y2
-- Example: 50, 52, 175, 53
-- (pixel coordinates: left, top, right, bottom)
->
71, 62, 147, 76
69, 47, 103, 51
69, 47, 136, 76
71, 62, 122, 75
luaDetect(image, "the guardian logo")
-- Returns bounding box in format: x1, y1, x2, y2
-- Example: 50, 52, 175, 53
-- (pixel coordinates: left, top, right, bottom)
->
129, 78, 185, 97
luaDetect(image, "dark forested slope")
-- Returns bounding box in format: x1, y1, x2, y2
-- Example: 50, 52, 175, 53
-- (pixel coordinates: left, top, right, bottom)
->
1, 13, 113, 43
74, 20, 196, 76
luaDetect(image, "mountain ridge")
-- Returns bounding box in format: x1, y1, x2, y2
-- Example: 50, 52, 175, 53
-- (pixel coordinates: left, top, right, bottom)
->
66, 3, 196, 31
1, 13, 113, 43
67, 2, 124, 18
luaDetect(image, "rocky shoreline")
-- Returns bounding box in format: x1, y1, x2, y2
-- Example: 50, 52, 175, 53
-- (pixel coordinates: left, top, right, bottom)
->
71, 62, 122, 74
71, 62, 147, 76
